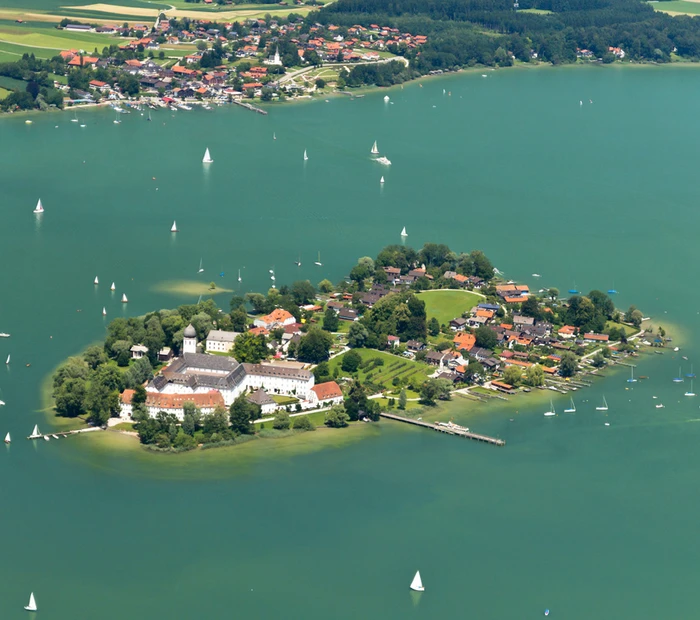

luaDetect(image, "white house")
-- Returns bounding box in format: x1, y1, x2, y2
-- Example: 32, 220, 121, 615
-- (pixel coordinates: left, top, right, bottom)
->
253, 308, 296, 330
309, 381, 344, 407
206, 329, 239, 353
243, 363, 314, 399
120, 388, 224, 421
247, 388, 276, 415
130, 344, 148, 359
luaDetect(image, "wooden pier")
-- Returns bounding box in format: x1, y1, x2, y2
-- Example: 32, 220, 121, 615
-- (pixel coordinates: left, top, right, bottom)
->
379, 413, 505, 447
27, 427, 103, 440
232, 100, 268, 115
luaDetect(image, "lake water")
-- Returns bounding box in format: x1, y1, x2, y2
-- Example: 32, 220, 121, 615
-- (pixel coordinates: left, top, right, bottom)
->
1, 65, 700, 618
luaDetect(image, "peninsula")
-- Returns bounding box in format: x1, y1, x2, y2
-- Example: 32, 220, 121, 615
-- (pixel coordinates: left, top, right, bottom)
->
50, 242, 660, 453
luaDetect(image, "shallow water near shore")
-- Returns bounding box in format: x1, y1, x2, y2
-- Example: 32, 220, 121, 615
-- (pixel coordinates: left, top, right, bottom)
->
2, 65, 700, 618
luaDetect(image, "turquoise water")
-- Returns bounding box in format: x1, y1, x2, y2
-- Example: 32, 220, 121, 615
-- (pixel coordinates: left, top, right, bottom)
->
1, 66, 700, 618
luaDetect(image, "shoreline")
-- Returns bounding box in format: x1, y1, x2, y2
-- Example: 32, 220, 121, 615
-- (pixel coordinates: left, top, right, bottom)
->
4, 59, 700, 120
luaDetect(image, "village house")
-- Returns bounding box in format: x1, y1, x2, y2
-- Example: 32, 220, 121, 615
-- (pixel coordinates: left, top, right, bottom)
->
205, 329, 239, 353
246, 388, 276, 415
309, 381, 344, 407
387, 335, 400, 348
584, 332, 610, 343
130, 344, 148, 359
449, 317, 468, 331
254, 308, 296, 330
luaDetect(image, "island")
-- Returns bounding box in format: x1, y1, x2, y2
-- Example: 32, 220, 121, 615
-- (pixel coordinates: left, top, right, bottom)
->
48, 241, 665, 453
3, 0, 700, 113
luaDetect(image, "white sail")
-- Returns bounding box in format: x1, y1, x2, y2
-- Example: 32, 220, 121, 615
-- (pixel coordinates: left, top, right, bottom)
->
5, 354, 9, 364
371, 140, 379, 155
110, 282, 116, 291
102, 307, 107, 316
564, 397, 576, 413
171, 220, 177, 233
596, 396, 608, 411
384, 95, 390, 102
94, 276, 99, 285
33, 199, 44, 214
273, 132, 276, 140
4, 432, 10, 443
401, 227, 408, 237
380, 176, 385, 184
237, 269, 242, 282
31, 424, 40, 437
544, 399, 556, 417
198, 258, 204, 273
202, 148, 213, 163
24, 592, 37, 611
303, 149, 308, 161
410, 571, 424, 591
121, 293, 128, 303
315, 251, 322, 266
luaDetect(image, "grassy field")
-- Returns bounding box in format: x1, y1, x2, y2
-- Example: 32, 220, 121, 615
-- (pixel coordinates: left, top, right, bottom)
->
329, 348, 433, 390
650, 0, 700, 14
0, 86, 10, 98
271, 395, 298, 405
417, 290, 482, 326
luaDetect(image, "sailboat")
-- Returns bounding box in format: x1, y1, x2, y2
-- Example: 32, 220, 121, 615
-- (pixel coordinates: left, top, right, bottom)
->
198, 258, 204, 273
401, 227, 408, 237
303, 149, 308, 161
673, 366, 684, 382
314, 251, 322, 266
627, 367, 637, 383
685, 379, 696, 397
94, 276, 99, 285
564, 397, 576, 413
607, 281, 618, 294
102, 307, 107, 316
273, 132, 276, 140
237, 269, 242, 283
121, 293, 128, 303
24, 592, 37, 611
295, 254, 301, 267
5, 354, 10, 365
171, 220, 178, 233
113, 109, 121, 124
596, 396, 609, 411
71, 109, 79, 123
33, 199, 44, 214
568, 282, 579, 294
380, 176, 385, 184
202, 148, 213, 164
29, 424, 40, 438
371, 140, 379, 155
110, 282, 116, 291
147, 110, 152, 121
544, 399, 556, 417
4, 432, 10, 444
409, 571, 424, 592
686, 364, 696, 378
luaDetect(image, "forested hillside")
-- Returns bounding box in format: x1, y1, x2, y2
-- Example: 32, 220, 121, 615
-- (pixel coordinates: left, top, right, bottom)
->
314, 0, 700, 71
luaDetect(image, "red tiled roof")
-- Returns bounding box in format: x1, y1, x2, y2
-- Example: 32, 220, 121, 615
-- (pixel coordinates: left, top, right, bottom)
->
311, 381, 342, 401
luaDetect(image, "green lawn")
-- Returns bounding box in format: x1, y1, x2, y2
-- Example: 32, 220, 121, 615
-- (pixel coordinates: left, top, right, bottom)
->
606, 320, 638, 337
650, 0, 700, 14
0, 25, 131, 52
417, 290, 482, 326
0, 86, 10, 98
329, 348, 433, 390
271, 395, 299, 405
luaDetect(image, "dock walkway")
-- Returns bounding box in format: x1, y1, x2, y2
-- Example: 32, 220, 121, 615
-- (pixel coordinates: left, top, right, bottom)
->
27, 427, 103, 440
379, 413, 505, 447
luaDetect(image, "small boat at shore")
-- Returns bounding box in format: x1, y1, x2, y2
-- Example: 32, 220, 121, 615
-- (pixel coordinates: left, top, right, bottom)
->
29, 424, 41, 438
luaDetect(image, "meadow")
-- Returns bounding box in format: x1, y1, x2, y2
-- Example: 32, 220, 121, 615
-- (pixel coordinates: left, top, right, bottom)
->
416, 289, 482, 326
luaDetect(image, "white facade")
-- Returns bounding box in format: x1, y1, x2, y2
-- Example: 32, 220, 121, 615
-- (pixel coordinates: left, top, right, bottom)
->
206, 329, 238, 353
243, 364, 314, 399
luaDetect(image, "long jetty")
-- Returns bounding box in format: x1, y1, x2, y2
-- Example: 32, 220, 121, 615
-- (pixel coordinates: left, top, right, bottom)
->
379, 413, 505, 447
232, 100, 268, 115
27, 427, 103, 441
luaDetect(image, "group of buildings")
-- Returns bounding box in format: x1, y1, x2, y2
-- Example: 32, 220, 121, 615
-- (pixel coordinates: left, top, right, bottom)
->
119, 322, 343, 421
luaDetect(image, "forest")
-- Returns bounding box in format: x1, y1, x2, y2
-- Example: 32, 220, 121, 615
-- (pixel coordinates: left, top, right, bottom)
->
313, 0, 700, 75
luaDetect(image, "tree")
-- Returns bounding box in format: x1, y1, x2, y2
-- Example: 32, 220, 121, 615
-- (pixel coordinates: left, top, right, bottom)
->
85, 379, 119, 426
465, 360, 483, 382
475, 325, 497, 350
272, 411, 291, 430
296, 328, 333, 363
325, 404, 349, 428
314, 361, 331, 383
290, 280, 316, 305
54, 378, 87, 417
143, 315, 166, 365
292, 415, 314, 431
559, 351, 578, 377
315, 77, 326, 89
419, 378, 452, 405
229, 394, 257, 434
246, 292, 269, 314
318, 279, 334, 293
233, 331, 268, 363
341, 349, 362, 372
521, 296, 541, 319
503, 366, 522, 386
344, 380, 379, 421
347, 322, 369, 348
588, 290, 615, 318
83, 345, 106, 370
548, 288, 559, 301
322, 307, 339, 332
398, 389, 407, 410
525, 364, 545, 387
591, 353, 607, 368
470, 250, 494, 279
428, 317, 440, 336
625, 305, 644, 328
203, 405, 231, 436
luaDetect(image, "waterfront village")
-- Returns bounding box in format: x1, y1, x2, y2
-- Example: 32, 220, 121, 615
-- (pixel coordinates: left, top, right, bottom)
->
18, 17, 429, 111
50, 244, 655, 451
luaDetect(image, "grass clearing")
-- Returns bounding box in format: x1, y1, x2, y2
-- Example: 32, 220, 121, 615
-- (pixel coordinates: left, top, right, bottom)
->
271, 395, 299, 406
329, 348, 433, 390
650, 0, 700, 14
417, 290, 482, 326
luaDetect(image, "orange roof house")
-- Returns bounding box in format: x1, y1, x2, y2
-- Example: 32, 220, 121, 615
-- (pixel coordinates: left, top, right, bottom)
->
310, 381, 343, 404
453, 332, 476, 351
68, 55, 99, 67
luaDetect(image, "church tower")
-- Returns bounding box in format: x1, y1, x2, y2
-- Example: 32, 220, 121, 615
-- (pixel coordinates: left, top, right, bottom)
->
183, 323, 197, 354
